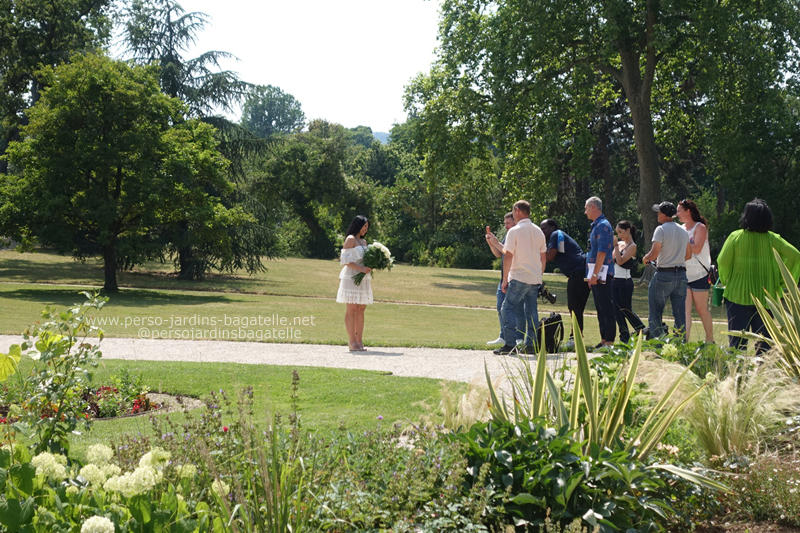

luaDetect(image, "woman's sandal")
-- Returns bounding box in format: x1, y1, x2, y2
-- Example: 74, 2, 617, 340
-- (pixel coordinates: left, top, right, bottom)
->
348, 341, 360, 351
356, 342, 367, 351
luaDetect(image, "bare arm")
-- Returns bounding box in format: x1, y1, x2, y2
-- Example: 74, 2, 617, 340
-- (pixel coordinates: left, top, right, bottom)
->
541, 252, 547, 277
614, 242, 637, 265
689, 223, 707, 255
343, 236, 371, 274
545, 247, 558, 262
486, 233, 504, 258
685, 242, 692, 261
643, 242, 662, 264
502, 251, 513, 292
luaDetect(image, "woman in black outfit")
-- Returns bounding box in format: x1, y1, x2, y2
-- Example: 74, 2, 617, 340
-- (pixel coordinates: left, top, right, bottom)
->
612, 221, 646, 343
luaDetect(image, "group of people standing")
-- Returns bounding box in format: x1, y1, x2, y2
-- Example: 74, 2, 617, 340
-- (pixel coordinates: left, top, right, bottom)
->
336, 196, 800, 353
486, 196, 800, 353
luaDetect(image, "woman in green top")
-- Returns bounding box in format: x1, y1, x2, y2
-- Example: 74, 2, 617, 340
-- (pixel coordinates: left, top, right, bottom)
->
717, 199, 800, 353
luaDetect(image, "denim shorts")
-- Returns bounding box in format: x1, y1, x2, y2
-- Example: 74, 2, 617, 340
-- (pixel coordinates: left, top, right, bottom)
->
687, 276, 710, 291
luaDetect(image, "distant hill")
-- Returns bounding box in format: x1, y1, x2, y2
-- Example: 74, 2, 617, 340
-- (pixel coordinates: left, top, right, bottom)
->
373, 131, 390, 144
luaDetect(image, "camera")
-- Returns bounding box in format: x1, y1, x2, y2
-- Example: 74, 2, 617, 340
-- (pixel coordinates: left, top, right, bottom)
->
538, 283, 557, 304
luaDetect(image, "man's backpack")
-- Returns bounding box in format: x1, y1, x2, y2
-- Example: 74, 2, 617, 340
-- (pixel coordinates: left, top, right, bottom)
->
537, 312, 564, 353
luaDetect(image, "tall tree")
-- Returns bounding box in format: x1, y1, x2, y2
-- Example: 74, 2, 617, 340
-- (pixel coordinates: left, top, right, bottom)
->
0, 0, 112, 173
240, 84, 305, 138
0, 54, 231, 291
252, 120, 355, 259
121, 0, 246, 116
409, 0, 800, 246
121, 0, 280, 279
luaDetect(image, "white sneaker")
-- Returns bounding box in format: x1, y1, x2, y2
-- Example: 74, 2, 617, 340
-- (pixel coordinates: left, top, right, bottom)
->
487, 337, 505, 345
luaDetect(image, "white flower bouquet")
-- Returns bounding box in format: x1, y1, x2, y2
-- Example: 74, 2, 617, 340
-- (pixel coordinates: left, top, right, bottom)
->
353, 241, 394, 286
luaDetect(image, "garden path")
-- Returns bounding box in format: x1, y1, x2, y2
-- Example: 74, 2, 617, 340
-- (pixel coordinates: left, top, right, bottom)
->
0, 335, 565, 384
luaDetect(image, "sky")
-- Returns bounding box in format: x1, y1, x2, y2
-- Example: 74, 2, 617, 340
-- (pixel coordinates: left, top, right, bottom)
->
160, 0, 442, 133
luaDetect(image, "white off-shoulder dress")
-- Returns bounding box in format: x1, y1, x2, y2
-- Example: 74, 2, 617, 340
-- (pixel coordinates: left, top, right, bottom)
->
336, 245, 373, 305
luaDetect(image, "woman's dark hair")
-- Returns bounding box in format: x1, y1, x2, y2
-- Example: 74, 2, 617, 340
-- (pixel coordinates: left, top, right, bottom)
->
740, 198, 773, 233
678, 199, 708, 226
346, 215, 369, 237
616, 220, 638, 243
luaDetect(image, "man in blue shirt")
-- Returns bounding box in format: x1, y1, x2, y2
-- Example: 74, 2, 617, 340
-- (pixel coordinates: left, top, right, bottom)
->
540, 219, 591, 349
585, 196, 616, 348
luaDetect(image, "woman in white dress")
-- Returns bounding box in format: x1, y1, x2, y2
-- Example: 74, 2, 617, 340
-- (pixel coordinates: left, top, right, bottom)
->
337, 215, 373, 351
677, 199, 714, 343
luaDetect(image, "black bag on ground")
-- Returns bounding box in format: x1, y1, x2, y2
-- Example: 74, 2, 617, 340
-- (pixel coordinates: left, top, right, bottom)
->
537, 312, 564, 353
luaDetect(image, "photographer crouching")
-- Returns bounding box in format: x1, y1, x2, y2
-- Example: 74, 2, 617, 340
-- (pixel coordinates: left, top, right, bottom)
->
540, 219, 591, 350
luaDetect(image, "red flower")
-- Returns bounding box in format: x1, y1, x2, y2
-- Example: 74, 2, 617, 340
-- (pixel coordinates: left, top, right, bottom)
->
223, 426, 229, 433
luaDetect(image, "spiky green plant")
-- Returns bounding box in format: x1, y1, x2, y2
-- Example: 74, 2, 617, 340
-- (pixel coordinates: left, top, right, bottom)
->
484, 315, 728, 492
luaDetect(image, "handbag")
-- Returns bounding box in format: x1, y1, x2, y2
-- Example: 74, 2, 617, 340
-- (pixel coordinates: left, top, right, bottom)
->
694, 255, 718, 285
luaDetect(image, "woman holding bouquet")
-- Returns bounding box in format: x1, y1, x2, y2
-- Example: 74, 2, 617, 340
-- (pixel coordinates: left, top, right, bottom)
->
337, 215, 373, 351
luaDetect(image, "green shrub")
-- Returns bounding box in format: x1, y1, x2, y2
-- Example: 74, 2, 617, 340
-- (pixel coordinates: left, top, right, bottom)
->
454, 416, 675, 531
720, 453, 800, 527
0, 442, 218, 533
0, 292, 106, 454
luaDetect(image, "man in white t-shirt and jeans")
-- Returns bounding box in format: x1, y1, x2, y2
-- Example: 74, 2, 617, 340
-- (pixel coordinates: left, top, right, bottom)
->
642, 201, 692, 340
492, 200, 547, 355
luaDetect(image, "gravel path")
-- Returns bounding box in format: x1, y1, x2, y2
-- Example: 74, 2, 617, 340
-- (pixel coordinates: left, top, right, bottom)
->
0, 335, 543, 384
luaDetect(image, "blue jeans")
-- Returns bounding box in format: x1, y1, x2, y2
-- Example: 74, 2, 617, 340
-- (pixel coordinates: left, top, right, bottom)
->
648, 270, 687, 340
497, 281, 525, 342
612, 277, 645, 343
726, 299, 770, 354
501, 280, 540, 347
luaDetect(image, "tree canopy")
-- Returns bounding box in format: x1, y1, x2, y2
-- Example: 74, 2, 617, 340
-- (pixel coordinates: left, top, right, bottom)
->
0, 0, 112, 173
240, 84, 306, 138
0, 53, 232, 291
407, 0, 800, 246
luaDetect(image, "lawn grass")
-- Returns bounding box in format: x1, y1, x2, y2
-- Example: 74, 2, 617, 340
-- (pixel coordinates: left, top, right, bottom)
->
0, 250, 735, 460
7, 355, 450, 462
0, 249, 730, 345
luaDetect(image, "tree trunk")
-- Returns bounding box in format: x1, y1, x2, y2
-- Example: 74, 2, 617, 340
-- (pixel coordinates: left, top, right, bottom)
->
619, 51, 661, 253
599, 128, 614, 223
102, 242, 119, 292
299, 213, 336, 259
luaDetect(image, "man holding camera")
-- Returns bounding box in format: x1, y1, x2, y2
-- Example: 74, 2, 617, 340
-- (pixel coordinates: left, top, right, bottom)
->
486, 200, 547, 355
540, 219, 591, 349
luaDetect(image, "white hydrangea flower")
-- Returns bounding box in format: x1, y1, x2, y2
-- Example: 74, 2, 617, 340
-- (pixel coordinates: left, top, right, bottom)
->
87, 444, 114, 466
124, 466, 159, 497
66, 485, 79, 496
661, 344, 679, 358
103, 475, 123, 494
80, 464, 107, 486
175, 464, 197, 479
103, 466, 159, 498
139, 448, 170, 470
31, 452, 68, 481
81, 515, 115, 533
211, 479, 230, 496
101, 464, 121, 478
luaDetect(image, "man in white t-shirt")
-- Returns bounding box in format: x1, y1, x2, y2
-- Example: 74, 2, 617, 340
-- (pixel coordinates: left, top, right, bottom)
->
642, 201, 692, 340
492, 200, 547, 355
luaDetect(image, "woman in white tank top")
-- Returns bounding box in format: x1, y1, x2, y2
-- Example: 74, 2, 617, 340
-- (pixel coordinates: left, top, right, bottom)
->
677, 199, 714, 343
